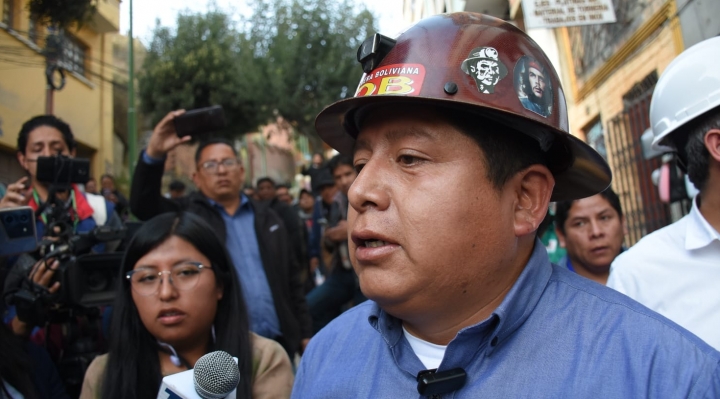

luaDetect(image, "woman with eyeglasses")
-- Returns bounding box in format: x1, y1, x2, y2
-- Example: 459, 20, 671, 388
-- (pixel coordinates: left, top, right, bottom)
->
79, 212, 293, 399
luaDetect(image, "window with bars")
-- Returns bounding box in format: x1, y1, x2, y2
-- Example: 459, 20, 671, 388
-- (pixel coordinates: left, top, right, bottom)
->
567, 0, 664, 80
2, 0, 14, 28
584, 118, 607, 160
28, 17, 38, 43
60, 33, 87, 76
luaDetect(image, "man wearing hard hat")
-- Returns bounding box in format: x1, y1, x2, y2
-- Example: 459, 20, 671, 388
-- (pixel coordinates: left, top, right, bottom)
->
608, 37, 720, 351
292, 14, 720, 398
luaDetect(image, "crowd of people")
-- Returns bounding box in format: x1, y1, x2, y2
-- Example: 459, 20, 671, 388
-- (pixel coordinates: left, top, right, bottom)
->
1, 12, 719, 399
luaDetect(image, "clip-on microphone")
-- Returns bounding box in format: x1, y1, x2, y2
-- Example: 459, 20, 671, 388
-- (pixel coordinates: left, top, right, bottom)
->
416, 368, 467, 396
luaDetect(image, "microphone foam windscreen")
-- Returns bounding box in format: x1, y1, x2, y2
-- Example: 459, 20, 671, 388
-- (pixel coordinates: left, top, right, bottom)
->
193, 351, 240, 399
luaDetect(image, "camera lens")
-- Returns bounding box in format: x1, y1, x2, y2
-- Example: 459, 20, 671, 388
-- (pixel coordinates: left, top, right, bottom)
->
4, 216, 13, 224
20, 214, 29, 222
86, 271, 108, 292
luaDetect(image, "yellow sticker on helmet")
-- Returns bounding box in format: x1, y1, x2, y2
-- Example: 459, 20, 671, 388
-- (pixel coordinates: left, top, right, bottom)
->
355, 64, 426, 97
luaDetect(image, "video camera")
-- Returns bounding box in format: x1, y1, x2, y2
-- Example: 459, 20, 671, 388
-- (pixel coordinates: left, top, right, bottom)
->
4, 155, 126, 326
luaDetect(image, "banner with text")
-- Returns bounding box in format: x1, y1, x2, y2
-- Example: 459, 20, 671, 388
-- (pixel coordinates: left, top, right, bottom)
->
522, 0, 617, 29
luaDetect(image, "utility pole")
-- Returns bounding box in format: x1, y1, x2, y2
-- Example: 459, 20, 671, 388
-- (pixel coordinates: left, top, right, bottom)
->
44, 28, 64, 114
128, 0, 137, 181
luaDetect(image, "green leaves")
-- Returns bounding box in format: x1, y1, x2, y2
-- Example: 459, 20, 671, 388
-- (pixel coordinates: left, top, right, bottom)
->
138, 0, 376, 146
27, 0, 96, 29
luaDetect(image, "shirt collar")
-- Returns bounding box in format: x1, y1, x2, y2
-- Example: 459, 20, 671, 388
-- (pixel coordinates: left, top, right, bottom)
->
685, 196, 720, 250
206, 193, 250, 215
367, 239, 552, 354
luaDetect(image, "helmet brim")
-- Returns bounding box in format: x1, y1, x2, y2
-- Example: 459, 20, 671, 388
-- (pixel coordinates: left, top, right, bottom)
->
315, 95, 611, 202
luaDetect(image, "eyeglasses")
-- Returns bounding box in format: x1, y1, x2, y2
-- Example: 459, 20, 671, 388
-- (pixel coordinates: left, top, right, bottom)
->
200, 158, 240, 173
126, 261, 213, 296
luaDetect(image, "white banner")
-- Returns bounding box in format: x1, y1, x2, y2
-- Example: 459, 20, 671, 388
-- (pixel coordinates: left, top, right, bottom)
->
522, 0, 617, 29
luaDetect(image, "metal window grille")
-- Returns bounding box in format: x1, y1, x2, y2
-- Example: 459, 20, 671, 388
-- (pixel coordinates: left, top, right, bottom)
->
605, 71, 687, 246
2, 0, 13, 28
28, 17, 37, 43
568, 0, 662, 80
59, 32, 87, 76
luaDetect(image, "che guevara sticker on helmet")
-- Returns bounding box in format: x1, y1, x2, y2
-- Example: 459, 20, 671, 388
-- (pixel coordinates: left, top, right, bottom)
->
513, 56, 553, 118
461, 47, 508, 94
355, 64, 426, 97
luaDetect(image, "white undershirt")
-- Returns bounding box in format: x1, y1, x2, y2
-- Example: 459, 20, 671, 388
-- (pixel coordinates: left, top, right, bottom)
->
402, 326, 447, 370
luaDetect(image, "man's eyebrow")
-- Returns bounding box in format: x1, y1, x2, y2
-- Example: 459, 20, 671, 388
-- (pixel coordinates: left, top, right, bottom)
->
353, 126, 436, 156
569, 215, 589, 223
353, 137, 371, 156
597, 208, 615, 216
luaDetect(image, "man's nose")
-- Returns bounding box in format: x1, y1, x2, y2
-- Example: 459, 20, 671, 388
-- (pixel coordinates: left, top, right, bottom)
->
589, 221, 604, 237
348, 161, 389, 213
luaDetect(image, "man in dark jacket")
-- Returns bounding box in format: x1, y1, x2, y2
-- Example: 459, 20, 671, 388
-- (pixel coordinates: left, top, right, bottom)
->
129, 110, 312, 356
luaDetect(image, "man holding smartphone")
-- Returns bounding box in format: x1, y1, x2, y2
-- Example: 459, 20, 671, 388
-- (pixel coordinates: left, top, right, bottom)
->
1, 115, 121, 336
1, 116, 120, 238
130, 110, 312, 358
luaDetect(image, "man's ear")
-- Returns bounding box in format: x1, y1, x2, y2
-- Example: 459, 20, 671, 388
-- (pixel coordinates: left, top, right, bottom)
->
512, 164, 555, 237
216, 281, 224, 301
238, 164, 246, 182
705, 129, 720, 163
621, 215, 629, 237
16, 151, 28, 171
191, 171, 200, 188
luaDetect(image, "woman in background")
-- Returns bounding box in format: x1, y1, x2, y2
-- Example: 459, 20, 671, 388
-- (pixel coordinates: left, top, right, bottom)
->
80, 212, 293, 399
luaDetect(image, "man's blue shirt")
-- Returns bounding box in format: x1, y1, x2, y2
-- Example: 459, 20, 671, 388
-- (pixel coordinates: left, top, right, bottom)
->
293, 241, 720, 398
210, 194, 282, 339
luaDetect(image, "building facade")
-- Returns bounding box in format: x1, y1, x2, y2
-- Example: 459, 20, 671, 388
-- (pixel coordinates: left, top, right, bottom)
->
403, 0, 719, 246
0, 0, 120, 186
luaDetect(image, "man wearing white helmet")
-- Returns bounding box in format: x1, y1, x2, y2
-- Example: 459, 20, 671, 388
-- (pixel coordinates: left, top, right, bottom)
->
292, 13, 720, 398
608, 37, 720, 350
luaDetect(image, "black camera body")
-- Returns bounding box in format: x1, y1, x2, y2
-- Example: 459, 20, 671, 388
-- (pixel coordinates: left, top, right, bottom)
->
36, 155, 90, 188
55, 251, 124, 308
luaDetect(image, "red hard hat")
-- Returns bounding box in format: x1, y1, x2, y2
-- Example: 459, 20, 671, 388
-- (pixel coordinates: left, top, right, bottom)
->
315, 12, 611, 201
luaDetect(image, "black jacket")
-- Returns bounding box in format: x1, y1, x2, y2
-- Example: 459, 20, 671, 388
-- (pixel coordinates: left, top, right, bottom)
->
130, 156, 312, 354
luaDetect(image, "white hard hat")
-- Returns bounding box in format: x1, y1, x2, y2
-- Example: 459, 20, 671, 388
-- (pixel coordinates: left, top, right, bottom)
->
650, 36, 720, 150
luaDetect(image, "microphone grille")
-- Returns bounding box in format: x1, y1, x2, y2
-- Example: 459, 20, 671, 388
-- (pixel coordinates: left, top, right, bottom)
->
193, 351, 240, 399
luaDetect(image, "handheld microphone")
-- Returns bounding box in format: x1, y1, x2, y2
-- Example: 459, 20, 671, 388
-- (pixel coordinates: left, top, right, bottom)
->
157, 351, 240, 399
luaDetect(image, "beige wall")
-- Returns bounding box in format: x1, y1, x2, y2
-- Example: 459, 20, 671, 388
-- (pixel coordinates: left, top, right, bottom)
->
0, 0, 118, 180
567, 26, 679, 138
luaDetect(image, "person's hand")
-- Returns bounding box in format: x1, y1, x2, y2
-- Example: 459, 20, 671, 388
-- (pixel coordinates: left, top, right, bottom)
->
146, 110, 190, 159
0, 177, 31, 209
325, 220, 349, 242
11, 257, 60, 336
28, 257, 61, 294
309, 257, 319, 273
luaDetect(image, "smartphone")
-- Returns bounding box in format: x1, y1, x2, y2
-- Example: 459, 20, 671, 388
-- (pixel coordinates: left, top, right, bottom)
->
0, 206, 38, 256
36, 155, 90, 185
174, 105, 227, 137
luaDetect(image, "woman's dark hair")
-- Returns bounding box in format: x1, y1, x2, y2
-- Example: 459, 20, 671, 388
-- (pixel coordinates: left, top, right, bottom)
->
101, 212, 252, 399
17, 115, 76, 155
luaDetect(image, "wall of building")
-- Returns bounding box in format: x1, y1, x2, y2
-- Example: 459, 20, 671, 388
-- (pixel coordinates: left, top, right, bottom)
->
566, 26, 679, 137
556, 0, 686, 244
0, 0, 118, 183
